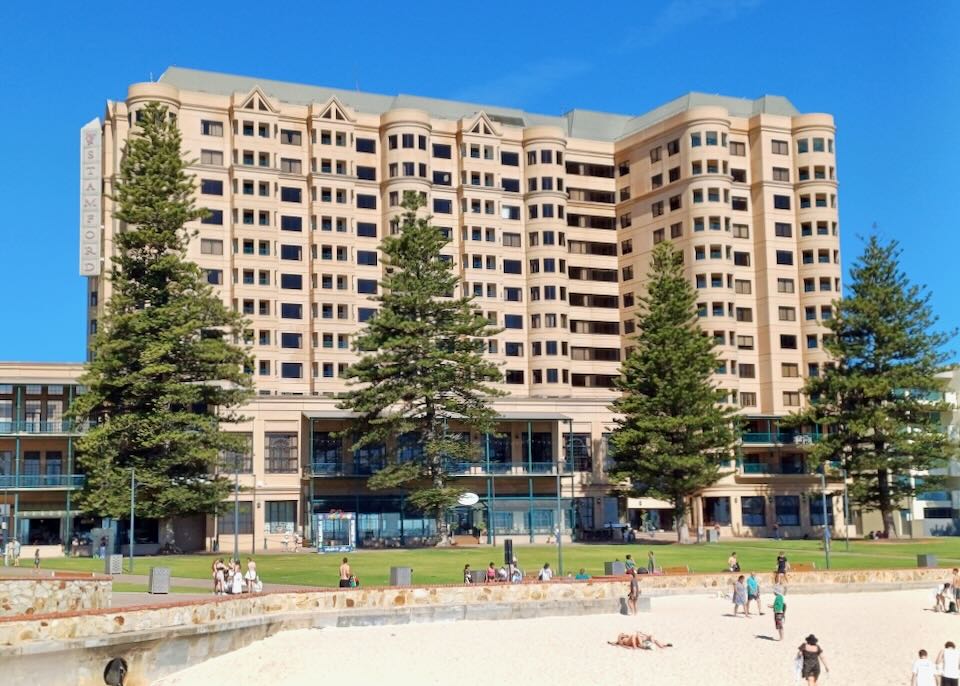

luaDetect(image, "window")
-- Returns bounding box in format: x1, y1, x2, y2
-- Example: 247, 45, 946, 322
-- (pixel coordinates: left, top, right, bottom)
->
732, 223, 749, 238
666, 139, 679, 156
200, 179, 223, 195
731, 196, 747, 211
357, 250, 377, 266
202, 210, 223, 225
782, 363, 800, 378
773, 194, 791, 210
203, 269, 222, 285
739, 364, 755, 378
200, 238, 223, 255
503, 259, 521, 274
740, 392, 757, 407
505, 370, 524, 384
734, 279, 751, 295
280, 187, 302, 203
280, 129, 301, 146
729, 141, 746, 156
357, 279, 378, 294
736, 335, 754, 350
670, 222, 683, 239
650, 146, 662, 162
357, 194, 377, 210
734, 252, 750, 267
777, 278, 795, 294
201, 120, 223, 136
357, 222, 377, 238
504, 314, 523, 329
280, 332, 302, 349
669, 194, 682, 211
356, 165, 376, 181
774, 222, 792, 238
690, 132, 702, 147
705, 130, 718, 145
280, 274, 302, 290
200, 149, 223, 166
742, 496, 766, 526
280, 303, 302, 319
354, 137, 376, 154
503, 232, 521, 247
775, 495, 800, 525
771, 139, 789, 155
780, 335, 797, 349
651, 202, 663, 217
433, 199, 452, 214
501, 151, 519, 166
279, 244, 301, 261
735, 307, 752, 323
779, 306, 796, 321
776, 250, 793, 265
280, 215, 302, 231
773, 167, 790, 182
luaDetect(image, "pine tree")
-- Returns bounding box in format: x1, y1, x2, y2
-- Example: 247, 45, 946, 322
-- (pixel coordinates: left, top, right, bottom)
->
70, 102, 253, 524
338, 192, 503, 543
609, 241, 737, 542
796, 236, 955, 537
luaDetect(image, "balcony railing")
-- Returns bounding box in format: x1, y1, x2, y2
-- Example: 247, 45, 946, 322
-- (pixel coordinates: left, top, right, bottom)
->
0, 474, 86, 489
0, 420, 88, 435
741, 432, 822, 445
304, 460, 591, 478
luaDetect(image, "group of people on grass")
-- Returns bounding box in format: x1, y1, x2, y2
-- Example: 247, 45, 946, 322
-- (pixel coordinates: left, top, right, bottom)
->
212, 557, 262, 595
462, 558, 526, 584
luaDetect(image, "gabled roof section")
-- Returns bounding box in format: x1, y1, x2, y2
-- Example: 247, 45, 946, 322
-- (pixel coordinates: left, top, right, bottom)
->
315, 96, 354, 123
238, 85, 279, 113
158, 67, 807, 143
464, 111, 500, 136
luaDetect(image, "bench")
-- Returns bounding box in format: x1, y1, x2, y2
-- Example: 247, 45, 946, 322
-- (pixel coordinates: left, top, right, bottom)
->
661, 565, 691, 575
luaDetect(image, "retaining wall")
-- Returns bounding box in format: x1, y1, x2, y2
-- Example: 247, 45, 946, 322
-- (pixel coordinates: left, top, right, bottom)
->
0, 573, 111, 617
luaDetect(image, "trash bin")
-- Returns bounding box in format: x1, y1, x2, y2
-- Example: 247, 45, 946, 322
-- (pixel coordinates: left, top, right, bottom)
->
149, 566, 171, 594
470, 569, 487, 584
389, 566, 413, 586
918, 554, 938, 568
105, 554, 123, 575
706, 529, 720, 543
604, 561, 626, 576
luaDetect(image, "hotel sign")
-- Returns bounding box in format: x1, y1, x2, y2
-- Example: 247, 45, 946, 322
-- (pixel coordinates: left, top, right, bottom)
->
79, 118, 102, 276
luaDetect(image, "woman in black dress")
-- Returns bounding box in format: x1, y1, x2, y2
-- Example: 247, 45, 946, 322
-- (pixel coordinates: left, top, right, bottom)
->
797, 634, 829, 684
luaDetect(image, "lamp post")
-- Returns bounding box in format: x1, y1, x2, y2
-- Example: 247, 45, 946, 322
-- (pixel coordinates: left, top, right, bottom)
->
233, 455, 240, 561
820, 469, 831, 570
129, 468, 136, 574
842, 467, 851, 552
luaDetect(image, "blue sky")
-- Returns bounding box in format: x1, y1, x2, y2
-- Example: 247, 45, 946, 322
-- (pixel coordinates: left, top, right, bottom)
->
1, 1, 957, 362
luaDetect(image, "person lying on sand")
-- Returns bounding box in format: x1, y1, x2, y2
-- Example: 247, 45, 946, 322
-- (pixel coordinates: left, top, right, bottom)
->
608, 632, 672, 650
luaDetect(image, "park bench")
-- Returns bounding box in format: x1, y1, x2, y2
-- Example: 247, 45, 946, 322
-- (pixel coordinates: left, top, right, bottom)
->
661, 565, 691, 575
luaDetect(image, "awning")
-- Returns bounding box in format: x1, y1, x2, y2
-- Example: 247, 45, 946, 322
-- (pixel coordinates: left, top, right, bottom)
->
497, 412, 570, 421
627, 497, 673, 510
304, 410, 360, 419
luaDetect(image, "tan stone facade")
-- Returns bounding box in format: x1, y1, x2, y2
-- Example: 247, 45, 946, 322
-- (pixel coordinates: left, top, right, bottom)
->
4, 68, 848, 552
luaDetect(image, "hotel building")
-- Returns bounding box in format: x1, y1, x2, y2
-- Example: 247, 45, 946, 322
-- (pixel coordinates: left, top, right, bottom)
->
5, 67, 850, 553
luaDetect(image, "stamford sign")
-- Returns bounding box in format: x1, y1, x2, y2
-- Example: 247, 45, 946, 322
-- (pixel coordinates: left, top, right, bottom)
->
79, 118, 102, 276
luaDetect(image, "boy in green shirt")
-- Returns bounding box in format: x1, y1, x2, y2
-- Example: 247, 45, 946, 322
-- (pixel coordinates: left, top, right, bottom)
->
771, 588, 786, 641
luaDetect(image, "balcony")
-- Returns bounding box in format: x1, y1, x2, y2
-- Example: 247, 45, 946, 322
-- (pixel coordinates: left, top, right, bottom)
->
0, 474, 85, 489
741, 431, 822, 446
0, 420, 88, 435
304, 459, 591, 478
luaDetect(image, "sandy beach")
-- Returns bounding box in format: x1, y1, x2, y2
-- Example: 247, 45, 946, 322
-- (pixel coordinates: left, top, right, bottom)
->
157, 589, 959, 685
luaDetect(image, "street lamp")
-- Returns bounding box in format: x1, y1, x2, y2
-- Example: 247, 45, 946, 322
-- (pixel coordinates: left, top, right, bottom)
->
129, 468, 139, 573
820, 468, 831, 570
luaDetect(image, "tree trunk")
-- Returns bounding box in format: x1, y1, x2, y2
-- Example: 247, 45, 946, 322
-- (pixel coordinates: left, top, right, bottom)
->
876, 467, 898, 538
674, 499, 690, 544
434, 472, 452, 546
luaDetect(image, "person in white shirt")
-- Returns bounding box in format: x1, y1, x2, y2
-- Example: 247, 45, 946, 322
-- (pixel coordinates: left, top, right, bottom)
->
937, 641, 960, 686
537, 563, 553, 581
912, 649, 936, 686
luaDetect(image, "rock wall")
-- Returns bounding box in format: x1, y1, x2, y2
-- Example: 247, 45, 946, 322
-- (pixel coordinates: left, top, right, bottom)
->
0, 574, 111, 617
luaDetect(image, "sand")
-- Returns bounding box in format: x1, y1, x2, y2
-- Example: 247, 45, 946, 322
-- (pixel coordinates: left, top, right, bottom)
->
156, 589, 959, 686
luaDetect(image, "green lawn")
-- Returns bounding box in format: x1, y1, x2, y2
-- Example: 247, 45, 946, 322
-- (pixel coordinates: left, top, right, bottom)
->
40, 538, 960, 587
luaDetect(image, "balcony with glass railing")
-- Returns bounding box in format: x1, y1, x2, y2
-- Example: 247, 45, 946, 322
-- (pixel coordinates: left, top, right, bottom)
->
0, 419, 88, 435
0, 474, 85, 489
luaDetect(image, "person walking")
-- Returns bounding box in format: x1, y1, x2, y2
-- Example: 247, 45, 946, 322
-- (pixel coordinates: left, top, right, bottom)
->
937, 641, 960, 686
647, 550, 657, 574
230, 559, 244, 594
732, 575, 749, 617
912, 649, 937, 686
771, 586, 786, 641
98, 535, 107, 561
339, 557, 351, 588
746, 572, 763, 615
33, 548, 40, 570
797, 634, 829, 684
463, 564, 473, 584
776, 551, 790, 584
11, 538, 20, 567
244, 558, 258, 593
626, 568, 640, 615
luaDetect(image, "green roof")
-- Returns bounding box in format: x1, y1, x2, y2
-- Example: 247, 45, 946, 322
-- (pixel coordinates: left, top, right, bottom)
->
157, 67, 802, 143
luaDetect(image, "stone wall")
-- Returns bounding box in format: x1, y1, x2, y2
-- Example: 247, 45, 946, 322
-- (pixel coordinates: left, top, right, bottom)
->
0, 573, 111, 618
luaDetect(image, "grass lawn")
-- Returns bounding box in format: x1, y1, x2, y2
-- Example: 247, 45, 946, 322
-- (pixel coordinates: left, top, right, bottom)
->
39, 538, 960, 587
